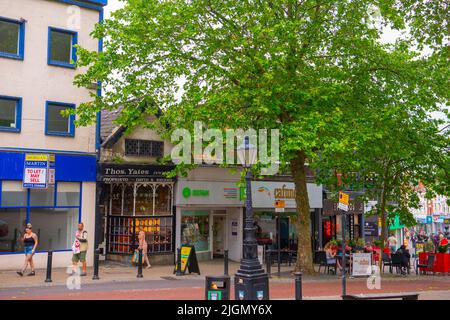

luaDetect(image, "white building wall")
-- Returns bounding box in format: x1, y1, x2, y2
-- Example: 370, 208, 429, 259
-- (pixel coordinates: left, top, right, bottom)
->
0, 0, 99, 152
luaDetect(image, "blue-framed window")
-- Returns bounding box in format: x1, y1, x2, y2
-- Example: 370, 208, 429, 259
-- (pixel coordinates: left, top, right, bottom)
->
0, 181, 82, 254
45, 101, 75, 137
0, 95, 22, 133
0, 17, 25, 60
47, 27, 77, 68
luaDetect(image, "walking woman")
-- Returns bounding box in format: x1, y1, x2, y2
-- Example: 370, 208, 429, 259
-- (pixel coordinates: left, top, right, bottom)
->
17, 223, 38, 276
138, 230, 151, 269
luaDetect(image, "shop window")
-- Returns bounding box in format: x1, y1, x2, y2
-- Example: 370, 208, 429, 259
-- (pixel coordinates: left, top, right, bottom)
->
45, 101, 75, 137
48, 27, 77, 68
30, 188, 55, 207
181, 210, 210, 252
0, 95, 22, 132
0, 17, 25, 60
135, 185, 153, 215
56, 182, 80, 206
0, 208, 27, 252
154, 185, 171, 214
110, 184, 123, 215
29, 208, 78, 251
125, 139, 164, 157
123, 185, 134, 215
1, 181, 27, 207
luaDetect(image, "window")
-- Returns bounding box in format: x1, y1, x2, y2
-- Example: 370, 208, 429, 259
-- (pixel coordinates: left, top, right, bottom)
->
45, 101, 75, 137
0, 95, 21, 132
181, 210, 210, 252
0, 181, 82, 254
0, 17, 25, 60
125, 139, 164, 157
47, 27, 77, 68
30, 208, 78, 251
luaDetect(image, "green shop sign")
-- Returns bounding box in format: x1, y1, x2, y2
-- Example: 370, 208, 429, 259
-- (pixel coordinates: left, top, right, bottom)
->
182, 187, 210, 198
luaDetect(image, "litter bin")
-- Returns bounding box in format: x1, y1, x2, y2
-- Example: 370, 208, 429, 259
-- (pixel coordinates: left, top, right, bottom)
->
205, 275, 230, 300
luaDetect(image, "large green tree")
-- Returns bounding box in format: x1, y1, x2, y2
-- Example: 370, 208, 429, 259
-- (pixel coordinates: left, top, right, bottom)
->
73, 0, 449, 274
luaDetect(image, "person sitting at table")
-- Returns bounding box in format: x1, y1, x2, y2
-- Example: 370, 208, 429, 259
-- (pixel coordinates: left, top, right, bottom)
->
395, 245, 411, 275
324, 243, 342, 272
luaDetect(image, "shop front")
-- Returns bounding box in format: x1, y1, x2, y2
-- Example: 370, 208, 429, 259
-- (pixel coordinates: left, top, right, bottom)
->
0, 151, 96, 270
251, 181, 323, 254
97, 163, 175, 264
175, 180, 244, 262
322, 199, 364, 246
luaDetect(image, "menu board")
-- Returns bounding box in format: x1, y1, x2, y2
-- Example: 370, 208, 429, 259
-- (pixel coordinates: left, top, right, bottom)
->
175, 245, 200, 275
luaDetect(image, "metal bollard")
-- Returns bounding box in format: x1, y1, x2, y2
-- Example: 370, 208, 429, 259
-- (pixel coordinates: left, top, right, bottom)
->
295, 272, 303, 300
224, 250, 229, 276
92, 248, 100, 280
45, 251, 53, 283
137, 248, 143, 278
176, 247, 182, 276
266, 250, 272, 278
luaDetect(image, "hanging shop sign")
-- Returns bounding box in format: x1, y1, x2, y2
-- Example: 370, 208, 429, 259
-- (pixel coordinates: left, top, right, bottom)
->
23, 154, 54, 189
98, 164, 175, 183
251, 181, 323, 209
338, 192, 349, 211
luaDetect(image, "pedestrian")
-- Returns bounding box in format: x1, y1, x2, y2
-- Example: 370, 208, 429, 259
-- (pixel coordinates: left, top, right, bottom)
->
17, 223, 38, 277
72, 223, 88, 276
387, 233, 398, 253
138, 230, 151, 269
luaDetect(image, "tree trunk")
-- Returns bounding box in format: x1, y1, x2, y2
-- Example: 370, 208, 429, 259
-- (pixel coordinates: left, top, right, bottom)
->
291, 151, 315, 274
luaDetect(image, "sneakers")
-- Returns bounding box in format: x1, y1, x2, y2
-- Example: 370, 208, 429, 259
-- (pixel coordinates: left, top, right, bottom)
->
80, 272, 87, 276
16, 271, 24, 277
27, 271, 35, 276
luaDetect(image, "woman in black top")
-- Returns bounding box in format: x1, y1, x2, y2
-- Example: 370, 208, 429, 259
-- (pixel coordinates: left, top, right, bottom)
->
17, 224, 38, 276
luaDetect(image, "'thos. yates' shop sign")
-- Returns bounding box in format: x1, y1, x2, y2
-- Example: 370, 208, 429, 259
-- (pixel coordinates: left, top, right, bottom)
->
98, 164, 175, 183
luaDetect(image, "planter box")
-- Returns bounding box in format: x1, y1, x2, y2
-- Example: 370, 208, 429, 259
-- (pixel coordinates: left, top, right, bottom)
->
419, 252, 450, 274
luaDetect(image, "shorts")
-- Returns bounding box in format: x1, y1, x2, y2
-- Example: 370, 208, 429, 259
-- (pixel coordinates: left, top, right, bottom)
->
72, 251, 87, 263
24, 246, 34, 255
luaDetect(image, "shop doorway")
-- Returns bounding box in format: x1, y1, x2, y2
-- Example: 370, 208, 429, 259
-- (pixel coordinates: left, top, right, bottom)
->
212, 213, 227, 258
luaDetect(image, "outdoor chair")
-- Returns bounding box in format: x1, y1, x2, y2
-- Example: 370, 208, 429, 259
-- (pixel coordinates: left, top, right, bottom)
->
382, 253, 392, 273
316, 251, 337, 275
417, 254, 435, 275
390, 253, 403, 274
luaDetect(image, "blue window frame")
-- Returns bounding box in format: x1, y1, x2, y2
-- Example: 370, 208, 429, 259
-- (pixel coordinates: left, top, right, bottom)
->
47, 27, 77, 68
0, 16, 25, 60
45, 101, 75, 137
0, 95, 22, 133
0, 181, 82, 254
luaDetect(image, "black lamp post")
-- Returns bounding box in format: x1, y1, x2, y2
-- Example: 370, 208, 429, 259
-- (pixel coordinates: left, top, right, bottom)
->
234, 137, 269, 300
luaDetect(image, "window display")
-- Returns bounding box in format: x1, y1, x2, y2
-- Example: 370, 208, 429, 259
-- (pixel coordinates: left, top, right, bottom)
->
181, 210, 210, 252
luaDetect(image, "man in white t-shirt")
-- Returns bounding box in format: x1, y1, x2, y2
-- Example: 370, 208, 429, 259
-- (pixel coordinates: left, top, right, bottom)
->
387, 233, 398, 253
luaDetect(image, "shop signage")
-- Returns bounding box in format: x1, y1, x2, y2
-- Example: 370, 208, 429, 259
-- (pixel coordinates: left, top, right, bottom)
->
323, 199, 364, 217
176, 181, 244, 206
23, 154, 53, 189
426, 216, 432, 224
338, 192, 349, 211
174, 244, 200, 275
231, 220, 238, 236
251, 181, 323, 209
364, 222, 378, 237
98, 164, 175, 182
352, 253, 372, 276
182, 187, 210, 198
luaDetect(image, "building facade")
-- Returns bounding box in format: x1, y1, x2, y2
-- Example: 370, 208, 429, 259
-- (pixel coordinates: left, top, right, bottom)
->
98, 111, 176, 264
0, 0, 107, 270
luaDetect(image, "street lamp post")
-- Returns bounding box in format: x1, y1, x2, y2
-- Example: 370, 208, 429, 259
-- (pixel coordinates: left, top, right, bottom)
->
234, 137, 269, 300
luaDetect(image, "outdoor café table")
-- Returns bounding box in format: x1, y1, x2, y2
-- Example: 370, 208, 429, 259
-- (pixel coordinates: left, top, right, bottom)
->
418, 252, 450, 274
